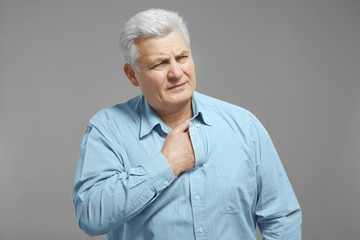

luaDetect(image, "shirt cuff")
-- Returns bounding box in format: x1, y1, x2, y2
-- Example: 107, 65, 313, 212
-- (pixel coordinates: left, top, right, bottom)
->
141, 153, 175, 192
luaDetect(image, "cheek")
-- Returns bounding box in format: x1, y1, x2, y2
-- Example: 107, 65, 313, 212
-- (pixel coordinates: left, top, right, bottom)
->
144, 74, 166, 91
183, 62, 195, 77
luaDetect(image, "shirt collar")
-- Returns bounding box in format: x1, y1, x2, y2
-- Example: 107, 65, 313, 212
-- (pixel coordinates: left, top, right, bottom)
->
139, 95, 170, 138
139, 92, 212, 139
191, 91, 212, 126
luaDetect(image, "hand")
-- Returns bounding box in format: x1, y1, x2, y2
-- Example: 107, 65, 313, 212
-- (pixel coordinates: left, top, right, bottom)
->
161, 120, 195, 177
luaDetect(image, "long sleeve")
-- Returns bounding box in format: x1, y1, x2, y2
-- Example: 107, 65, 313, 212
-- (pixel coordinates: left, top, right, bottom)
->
250, 115, 302, 239
72, 123, 175, 236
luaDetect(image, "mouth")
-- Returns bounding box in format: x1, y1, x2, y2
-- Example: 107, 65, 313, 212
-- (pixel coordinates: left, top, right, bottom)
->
167, 82, 187, 90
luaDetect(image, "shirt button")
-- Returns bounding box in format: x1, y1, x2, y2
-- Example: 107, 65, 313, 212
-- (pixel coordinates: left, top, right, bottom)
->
198, 227, 203, 233
196, 123, 200, 128
163, 180, 169, 185
195, 194, 200, 200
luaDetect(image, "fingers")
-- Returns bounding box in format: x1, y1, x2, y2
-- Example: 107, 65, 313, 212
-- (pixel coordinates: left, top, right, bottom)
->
173, 119, 190, 133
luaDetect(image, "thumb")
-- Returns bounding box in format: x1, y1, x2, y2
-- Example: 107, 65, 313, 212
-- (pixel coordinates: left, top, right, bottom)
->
173, 119, 190, 133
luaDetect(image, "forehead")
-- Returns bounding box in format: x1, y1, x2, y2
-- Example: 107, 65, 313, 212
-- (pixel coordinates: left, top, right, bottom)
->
135, 30, 189, 60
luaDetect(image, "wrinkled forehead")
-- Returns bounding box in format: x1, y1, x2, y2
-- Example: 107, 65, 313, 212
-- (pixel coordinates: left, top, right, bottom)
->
134, 30, 190, 60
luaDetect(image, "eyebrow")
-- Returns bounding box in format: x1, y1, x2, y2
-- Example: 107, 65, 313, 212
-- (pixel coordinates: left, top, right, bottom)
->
152, 57, 169, 64
176, 50, 190, 57
152, 50, 190, 62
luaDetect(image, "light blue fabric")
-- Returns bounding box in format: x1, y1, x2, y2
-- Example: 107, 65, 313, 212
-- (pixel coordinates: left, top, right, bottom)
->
73, 92, 301, 240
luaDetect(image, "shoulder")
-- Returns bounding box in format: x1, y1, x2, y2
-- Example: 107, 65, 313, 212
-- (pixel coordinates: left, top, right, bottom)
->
88, 95, 142, 128
194, 92, 267, 143
194, 91, 257, 123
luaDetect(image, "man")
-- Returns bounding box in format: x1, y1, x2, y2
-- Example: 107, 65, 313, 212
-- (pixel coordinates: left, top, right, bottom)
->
73, 8, 301, 240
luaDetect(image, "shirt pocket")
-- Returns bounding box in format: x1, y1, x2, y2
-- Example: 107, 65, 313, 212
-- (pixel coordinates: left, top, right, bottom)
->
211, 175, 257, 239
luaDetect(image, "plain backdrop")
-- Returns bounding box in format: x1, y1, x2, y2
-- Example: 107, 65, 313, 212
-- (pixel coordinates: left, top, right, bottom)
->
1, 0, 359, 239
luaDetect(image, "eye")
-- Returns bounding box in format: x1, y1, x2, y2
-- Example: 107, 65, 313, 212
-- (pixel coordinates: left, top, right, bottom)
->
177, 55, 188, 63
151, 60, 168, 70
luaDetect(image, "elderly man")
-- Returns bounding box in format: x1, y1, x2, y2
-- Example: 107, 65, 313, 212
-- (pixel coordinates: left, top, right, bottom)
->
73, 8, 302, 240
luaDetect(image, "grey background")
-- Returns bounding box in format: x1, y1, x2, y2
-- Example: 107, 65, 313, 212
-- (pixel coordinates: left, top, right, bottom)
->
0, 0, 359, 239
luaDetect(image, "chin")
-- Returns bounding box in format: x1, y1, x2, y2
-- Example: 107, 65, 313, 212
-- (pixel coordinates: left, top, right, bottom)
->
171, 89, 193, 102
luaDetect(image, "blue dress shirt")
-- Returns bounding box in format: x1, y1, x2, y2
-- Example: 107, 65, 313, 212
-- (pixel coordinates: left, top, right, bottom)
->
73, 92, 301, 240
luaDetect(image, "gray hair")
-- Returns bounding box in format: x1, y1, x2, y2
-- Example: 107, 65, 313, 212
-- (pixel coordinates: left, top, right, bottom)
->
119, 9, 190, 69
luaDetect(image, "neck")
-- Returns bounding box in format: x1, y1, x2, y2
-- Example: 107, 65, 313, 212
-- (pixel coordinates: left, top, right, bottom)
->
156, 100, 193, 129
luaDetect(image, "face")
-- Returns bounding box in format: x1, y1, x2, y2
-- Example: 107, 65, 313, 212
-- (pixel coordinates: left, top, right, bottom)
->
124, 30, 196, 115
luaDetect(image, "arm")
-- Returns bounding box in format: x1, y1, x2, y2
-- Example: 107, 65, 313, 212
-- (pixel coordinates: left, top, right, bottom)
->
72, 124, 175, 236
250, 116, 302, 239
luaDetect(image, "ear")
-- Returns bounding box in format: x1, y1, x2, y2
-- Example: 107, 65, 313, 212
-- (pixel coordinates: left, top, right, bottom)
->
124, 64, 139, 87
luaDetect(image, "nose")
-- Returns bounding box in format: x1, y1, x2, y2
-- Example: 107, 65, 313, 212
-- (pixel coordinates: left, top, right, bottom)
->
167, 60, 183, 81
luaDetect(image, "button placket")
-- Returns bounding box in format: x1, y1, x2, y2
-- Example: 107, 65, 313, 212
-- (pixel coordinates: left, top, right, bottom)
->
189, 119, 208, 239
189, 119, 206, 168
189, 169, 207, 239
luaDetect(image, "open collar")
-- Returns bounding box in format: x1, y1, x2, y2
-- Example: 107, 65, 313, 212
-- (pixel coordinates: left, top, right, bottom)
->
139, 92, 212, 139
